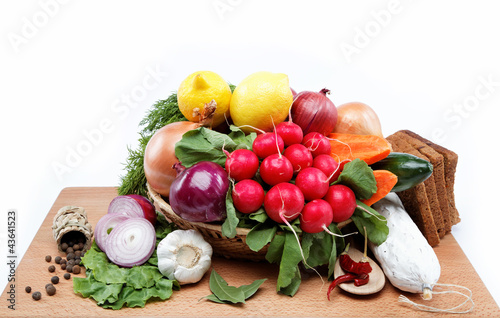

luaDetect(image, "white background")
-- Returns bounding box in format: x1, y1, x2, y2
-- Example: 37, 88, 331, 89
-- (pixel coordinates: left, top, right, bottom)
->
1, 0, 499, 309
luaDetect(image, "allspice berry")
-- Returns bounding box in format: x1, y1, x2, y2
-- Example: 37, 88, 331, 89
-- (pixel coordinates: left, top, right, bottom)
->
32, 291, 42, 301
72, 265, 81, 275
51, 276, 59, 284
46, 284, 56, 296
64, 273, 71, 280
25, 286, 32, 293
45, 255, 52, 262
48, 265, 56, 273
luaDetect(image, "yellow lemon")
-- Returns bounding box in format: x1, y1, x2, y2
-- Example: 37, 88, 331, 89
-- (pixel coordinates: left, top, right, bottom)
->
230, 71, 293, 133
177, 71, 232, 127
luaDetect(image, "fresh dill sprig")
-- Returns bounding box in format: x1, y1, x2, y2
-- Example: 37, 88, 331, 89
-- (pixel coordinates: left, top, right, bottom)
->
117, 83, 236, 197
117, 92, 187, 196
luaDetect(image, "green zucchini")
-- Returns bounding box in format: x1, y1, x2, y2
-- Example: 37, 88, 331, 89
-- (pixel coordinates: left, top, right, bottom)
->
370, 152, 433, 192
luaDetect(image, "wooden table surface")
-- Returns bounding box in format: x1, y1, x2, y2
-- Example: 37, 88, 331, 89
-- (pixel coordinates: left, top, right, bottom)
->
1, 187, 498, 317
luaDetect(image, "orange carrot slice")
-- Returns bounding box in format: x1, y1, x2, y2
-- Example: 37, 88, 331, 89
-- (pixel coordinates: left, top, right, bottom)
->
361, 170, 398, 206
328, 133, 391, 165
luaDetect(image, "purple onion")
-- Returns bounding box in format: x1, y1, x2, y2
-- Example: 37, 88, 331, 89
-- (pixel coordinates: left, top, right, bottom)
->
94, 213, 130, 252
169, 161, 229, 222
105, 217, 156, 268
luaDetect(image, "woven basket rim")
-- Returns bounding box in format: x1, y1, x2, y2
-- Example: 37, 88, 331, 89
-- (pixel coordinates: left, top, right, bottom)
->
147, 183, 253, 236
147, 183, 352, 234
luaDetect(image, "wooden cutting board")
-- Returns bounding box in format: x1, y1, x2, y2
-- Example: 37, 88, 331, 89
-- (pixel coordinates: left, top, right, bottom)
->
1, 187, 498, 317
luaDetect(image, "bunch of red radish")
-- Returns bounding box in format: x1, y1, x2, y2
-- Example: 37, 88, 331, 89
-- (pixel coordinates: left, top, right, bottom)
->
227, 120, 357, 235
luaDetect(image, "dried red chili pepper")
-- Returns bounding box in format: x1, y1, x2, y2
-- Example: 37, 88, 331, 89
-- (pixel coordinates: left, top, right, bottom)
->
327, 273, 358, 300
339, 243, 372, 275
354, 273, 369, 286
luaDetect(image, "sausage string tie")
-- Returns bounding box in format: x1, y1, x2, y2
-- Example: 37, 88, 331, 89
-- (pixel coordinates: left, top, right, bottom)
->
398, 283, 474, 314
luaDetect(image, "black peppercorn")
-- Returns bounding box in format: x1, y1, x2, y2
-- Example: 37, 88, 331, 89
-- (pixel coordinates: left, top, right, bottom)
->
64, 273, 71, 280
51, 276, 59, 284
48, 265, 55, 273
46, 284, 56, 296
25, 286, 31, 293
32, 291, 42, 300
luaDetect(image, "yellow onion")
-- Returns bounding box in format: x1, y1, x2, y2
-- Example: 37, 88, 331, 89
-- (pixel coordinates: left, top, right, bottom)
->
144, 121, 201, 197
334, 102, 384, 138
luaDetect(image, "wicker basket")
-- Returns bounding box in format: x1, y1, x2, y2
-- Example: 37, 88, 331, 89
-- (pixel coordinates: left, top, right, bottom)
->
147, 183, 351, 262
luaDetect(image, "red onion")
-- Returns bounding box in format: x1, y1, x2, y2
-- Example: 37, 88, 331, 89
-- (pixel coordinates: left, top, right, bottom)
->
169, 161, 229, 223
125, 194, 157, 225
94, 213, 130, 252
105, 217, 156, 267
290, 88, 338, 136
108, 195, 156, 225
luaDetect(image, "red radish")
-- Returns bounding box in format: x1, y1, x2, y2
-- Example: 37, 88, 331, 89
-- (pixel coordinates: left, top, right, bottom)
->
275, 121, 304, 147
264, 182, 304, 224
259, 154, 293, 186
324, 184, 357, 223
252, 132, 285, 159
302, 132, 332, 157
125, 194, 157, 225
224, 149, 259, 181
295, 167, 330, 201
232, 179, 265, 214
283, 143, 313, 174
313, 154, 341, 183
264, 182, 325, 283
299, 199, 333, 233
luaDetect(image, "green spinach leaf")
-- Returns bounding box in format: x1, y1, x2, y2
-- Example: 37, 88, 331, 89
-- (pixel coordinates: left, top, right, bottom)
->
334, 158, 377, 200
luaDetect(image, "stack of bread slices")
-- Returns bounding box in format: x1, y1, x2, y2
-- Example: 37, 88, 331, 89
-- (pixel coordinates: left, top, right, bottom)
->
386, 130, 460, 246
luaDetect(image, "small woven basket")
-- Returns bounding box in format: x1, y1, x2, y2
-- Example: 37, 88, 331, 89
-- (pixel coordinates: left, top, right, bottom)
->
52, 206, 93, 253
147, 183, 350, 262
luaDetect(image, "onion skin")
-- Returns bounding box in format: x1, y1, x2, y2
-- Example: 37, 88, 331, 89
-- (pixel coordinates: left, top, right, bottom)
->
125, 194, 157, 225
144, 121, 201, 197
334, 102, 384, 138
291, 88, 338, 136
169, 161, 229, 223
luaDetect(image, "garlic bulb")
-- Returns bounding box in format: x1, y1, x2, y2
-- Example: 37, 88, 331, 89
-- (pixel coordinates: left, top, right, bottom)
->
157, 229, 213, 285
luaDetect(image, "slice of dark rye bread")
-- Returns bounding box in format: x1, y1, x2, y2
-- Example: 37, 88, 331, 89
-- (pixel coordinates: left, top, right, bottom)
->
393, 131, 452, 234
398, 130, 460, 225
385, 135, 441, 246
388, 135, 447, 238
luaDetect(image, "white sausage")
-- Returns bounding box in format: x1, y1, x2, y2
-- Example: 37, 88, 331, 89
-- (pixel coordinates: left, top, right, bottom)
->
369, 193, 440, 297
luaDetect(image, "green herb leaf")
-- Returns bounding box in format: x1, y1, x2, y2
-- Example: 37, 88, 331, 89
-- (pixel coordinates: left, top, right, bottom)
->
246, 223, 277, 252
351, 200, 389, 245
334, 158, 377, 200
239, 279, 267, 299
208, 270, 246, 304
221, 184, 239, 239
205, 270, 266, 304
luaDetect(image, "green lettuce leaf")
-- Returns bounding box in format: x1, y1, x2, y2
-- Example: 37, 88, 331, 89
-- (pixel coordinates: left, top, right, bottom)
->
73, 216, 178, 310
